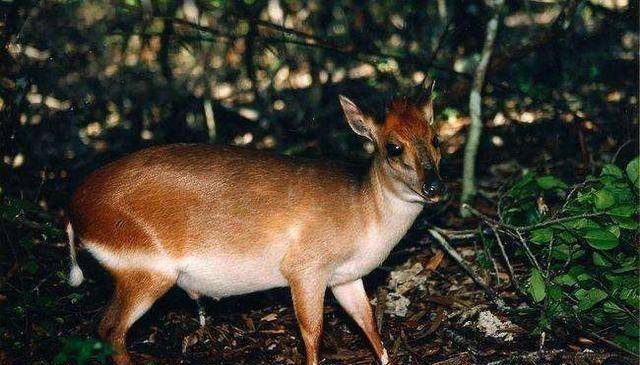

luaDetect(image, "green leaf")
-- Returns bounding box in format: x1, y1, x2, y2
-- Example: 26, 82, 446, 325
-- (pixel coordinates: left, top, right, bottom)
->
617, 254, 637, 269
594, 189, 615, 210
626, 157, 640, 188
568, 265, 587, 278
576, 271, 593, 282
507, 172, 536, 198
605, 183, 635, 203
612, 266, 638, 274
551, 244, 571, 260
527, 269, 546, 303
536, 176, 568, 190
624, 323, 640, 338
602, 301, 624, 314
584, 229, 619, 250
612, 216, 639, 230
557, 231, 577, 243
608, 225, 621, 238
554, 274, 577, 286
547, 284, 563, 300
601, 164, 624, 178
531, 228, 553, 245
608, 205, 636, 217
592, 252, 612, 267
620, 288, 640, 308
577, 189, 595, 204
614, 335, 639, 354
575, 288, 608, 311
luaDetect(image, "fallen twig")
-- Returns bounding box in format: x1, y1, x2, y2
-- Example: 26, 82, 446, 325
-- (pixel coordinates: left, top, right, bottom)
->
428, 229, 497, 299
429, 225, 480, 240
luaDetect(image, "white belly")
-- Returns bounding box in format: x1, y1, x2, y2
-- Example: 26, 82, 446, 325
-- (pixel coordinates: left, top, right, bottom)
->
176, 252, 288, 299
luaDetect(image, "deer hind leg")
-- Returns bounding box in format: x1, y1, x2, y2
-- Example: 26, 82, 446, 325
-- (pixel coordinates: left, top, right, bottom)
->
99, 270, 175, 365
331, 279, 389, 365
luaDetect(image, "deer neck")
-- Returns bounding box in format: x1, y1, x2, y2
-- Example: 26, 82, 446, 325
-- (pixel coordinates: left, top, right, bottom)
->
364, 158, 424, 240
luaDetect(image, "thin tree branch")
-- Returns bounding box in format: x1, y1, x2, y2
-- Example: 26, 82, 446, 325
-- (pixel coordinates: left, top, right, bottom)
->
490, 225, 520, 290
462, 203, 605, 232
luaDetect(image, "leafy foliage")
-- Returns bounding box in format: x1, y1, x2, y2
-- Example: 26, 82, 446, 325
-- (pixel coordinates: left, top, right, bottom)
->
499, 157, 639, 354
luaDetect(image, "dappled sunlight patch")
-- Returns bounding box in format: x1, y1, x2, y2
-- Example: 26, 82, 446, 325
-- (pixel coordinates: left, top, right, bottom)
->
289, 71, 312, 89
504, 7, 561, 27
488, 112, 508, 127
491, 135, 504, 147
237, 108, 259, 121
590, 0, 629, 9
233, 132, 254, 146
606, 91, 623, 103
5, 153, 26, 168
256, 135, 277, 149
348, 63, 375, 79
44, 96, 71, 111
141, 130, 154, 140
437, 109, 470, 155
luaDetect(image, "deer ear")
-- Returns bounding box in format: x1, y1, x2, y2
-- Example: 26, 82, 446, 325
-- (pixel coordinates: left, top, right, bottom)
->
416, 78, 436, 125
339, 95, 377, 141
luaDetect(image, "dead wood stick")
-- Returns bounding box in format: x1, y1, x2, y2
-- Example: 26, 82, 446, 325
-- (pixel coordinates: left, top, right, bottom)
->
428, 229, 496, 298
429, 225, 479, 240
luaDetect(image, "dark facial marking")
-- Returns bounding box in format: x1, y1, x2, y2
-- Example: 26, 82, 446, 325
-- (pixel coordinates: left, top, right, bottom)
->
432, 135, 440, 149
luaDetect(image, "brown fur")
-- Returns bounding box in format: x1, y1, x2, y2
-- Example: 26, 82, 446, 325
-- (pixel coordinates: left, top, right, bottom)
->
67, 94, 442, 365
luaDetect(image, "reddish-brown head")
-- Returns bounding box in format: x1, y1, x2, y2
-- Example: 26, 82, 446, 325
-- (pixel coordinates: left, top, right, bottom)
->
339, 85, 446, 204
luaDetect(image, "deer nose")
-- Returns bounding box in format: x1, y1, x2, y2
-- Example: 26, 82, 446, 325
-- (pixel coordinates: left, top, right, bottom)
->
422, 178, 446, 198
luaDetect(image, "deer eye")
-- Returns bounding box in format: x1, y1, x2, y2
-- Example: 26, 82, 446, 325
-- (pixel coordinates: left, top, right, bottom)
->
385, 143, 403, 157
432, 136, 440, 149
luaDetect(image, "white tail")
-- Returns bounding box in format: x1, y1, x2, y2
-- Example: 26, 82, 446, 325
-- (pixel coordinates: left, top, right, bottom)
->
66, 222, 84, 287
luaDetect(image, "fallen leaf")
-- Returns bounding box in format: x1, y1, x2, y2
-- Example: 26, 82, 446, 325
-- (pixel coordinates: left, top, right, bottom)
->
425, 250, 445, 271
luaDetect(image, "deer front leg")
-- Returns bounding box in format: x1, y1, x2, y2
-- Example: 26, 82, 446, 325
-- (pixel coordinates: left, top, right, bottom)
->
289, 274, 327, 365
331, 279, 389, 365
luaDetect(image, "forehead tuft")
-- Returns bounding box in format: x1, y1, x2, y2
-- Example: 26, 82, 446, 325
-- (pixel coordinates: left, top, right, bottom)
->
383, 98, 431, 138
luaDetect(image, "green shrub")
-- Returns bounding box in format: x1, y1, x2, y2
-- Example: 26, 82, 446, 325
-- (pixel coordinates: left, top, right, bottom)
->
494, 157, 639, 354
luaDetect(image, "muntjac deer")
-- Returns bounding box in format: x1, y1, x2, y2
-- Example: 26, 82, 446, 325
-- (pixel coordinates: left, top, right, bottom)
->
66, 87, 446, 365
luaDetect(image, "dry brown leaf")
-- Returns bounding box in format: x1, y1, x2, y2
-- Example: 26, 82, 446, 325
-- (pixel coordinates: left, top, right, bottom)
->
425, 250, 445, 271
